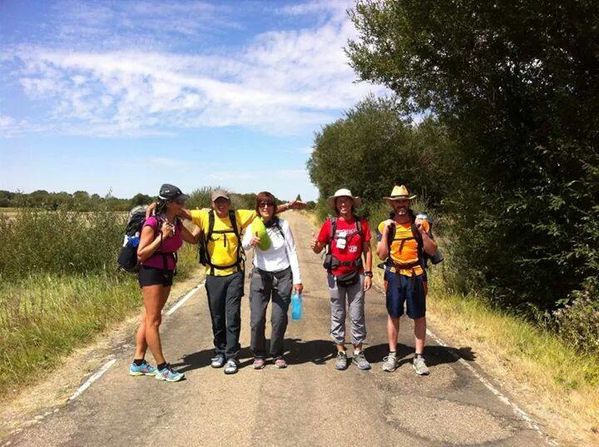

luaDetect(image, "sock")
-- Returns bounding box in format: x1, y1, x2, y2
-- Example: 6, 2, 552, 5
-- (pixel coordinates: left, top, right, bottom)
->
133, 358, 144, 366
389, 351, 397, 356
157, 362, 168, 371
415, 353, 424, 359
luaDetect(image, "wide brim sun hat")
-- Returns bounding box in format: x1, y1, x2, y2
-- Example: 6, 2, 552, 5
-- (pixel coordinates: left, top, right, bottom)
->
384, 185, 416, 203
327, 188, 362, 210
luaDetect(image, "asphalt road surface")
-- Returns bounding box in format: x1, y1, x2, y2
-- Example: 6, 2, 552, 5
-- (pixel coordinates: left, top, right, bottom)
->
4, 212, 548, 446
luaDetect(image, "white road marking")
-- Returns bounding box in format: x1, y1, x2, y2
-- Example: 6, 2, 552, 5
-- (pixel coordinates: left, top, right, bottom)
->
426, 329, 558, 446
69, 359, 116, 401
166, 281, 204, 316
68, 281, 204, 402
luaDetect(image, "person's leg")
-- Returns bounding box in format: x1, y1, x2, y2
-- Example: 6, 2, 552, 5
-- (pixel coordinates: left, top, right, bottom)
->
224, 272, 244, 360
348, 275, 370, 369
270, 268, 292, 359
133, 307, 147, 361
328, 274, 349, 370
382, 272, 404, 372
385, 272, 404, 351
250, 269, 271, 360
143, 284, 169, 365
387, 315, 400, 352
206, 276, 227, 356
414, 316, 426, 354
348, 275, 366, 349
407, 274, 429, 375
328, 274, 346, 351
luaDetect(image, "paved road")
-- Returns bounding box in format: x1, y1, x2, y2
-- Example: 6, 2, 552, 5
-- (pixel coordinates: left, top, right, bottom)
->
4, 213, 547, 446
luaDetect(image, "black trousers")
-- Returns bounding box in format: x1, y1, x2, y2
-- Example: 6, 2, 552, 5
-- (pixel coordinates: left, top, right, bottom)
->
205, 272, 244, 359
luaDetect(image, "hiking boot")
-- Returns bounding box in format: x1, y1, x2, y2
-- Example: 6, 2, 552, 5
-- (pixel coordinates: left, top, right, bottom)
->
382, 353, 399, 372
274, 357, 288, 369
224, 358, 239, 375
253, 358, 266, 369
335, 351, 348, 370
155, 365, 185, 382
352, 351, 371, 370
413, 355, 430, 376
211, 353, 226, 368
129, 360, 157, 376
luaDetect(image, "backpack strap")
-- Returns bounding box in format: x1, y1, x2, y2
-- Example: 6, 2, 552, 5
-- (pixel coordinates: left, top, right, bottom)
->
202, 209, 245, 275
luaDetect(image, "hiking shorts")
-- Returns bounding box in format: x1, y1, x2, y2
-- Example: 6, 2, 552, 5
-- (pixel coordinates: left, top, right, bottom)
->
386, 272, 426, 319
138, 265, 174, 287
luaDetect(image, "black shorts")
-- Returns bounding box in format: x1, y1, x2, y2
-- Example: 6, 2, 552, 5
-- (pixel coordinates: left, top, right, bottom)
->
138, 265, 174, 287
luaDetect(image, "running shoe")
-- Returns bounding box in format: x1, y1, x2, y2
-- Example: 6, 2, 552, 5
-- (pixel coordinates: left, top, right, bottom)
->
224, 358, 239, 375
413, 356, 430, 376
155, 364, 185, 382
382, 353, 399, 372
335, 351, 348, 370
352, 351, 371, 370
129, 360, 157, 376
211, 353, 226, 368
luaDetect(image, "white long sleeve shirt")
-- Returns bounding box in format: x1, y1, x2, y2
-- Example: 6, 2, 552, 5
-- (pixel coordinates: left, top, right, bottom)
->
242, 217, 302, 284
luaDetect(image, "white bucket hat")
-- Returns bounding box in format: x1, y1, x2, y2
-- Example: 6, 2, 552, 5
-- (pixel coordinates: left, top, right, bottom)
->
327, 188, 362, 210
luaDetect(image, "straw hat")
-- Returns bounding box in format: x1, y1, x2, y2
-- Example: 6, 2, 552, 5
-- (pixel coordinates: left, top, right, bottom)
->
384, 185, 416, 202
327, 188, 362, 210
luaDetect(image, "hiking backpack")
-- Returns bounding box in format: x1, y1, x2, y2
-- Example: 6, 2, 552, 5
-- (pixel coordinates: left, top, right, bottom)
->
198, 209, 245, 275
117, 205, 148, 272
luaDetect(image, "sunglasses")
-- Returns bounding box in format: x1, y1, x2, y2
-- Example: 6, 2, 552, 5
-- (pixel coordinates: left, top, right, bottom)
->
259, 202, 274, 208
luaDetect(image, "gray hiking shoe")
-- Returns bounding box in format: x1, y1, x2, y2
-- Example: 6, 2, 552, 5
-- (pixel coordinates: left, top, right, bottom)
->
413, 355, 430, 375
335, 351, 348, 370
382, 353, 399, 372
211, 353, 226, 368
224, 358, 239, 375
352, 351, 371, 370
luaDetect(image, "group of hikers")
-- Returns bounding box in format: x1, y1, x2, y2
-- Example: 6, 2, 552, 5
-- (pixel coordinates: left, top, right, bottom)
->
128, 183, 437, 382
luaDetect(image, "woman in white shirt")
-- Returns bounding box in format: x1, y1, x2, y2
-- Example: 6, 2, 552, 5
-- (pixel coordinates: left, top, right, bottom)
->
242, 191, 303, 369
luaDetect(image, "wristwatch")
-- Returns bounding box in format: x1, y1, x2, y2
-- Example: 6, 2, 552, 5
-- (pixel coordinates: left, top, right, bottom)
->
363, 271, 373, 278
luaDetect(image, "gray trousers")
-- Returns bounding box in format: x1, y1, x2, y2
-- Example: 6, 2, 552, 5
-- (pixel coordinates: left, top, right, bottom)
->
249, 267, 293, 358
328, 273, 366, 345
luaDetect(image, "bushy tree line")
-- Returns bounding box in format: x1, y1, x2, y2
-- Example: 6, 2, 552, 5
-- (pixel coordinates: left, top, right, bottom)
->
309, 0, 598, 352
0, 190, 154, 211
346, 0, 597, 310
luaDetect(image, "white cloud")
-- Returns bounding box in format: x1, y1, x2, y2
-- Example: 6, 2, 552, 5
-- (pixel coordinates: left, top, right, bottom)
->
2, 1, 384, 137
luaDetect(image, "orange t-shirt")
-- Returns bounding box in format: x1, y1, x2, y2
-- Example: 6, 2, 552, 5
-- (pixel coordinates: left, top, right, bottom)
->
377, 221, 424, 277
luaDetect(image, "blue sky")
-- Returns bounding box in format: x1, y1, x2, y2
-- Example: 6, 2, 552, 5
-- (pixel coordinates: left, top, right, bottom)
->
0, 0, 382, 201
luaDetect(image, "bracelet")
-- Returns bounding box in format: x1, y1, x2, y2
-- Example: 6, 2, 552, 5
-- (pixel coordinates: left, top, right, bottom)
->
363, 271, 373, 278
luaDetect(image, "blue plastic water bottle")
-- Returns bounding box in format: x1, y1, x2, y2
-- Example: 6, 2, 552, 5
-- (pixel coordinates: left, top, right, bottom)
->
291, 292, 303, 320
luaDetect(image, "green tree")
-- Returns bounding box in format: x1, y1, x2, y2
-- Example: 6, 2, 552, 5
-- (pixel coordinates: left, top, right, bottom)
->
347, 0, 599, 311
307, 96, 452, 213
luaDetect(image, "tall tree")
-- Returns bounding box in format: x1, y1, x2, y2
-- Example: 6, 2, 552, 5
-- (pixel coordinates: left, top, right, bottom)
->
347, 0, 599, 309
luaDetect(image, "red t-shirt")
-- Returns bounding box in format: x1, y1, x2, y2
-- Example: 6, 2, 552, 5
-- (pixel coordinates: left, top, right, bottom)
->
317, 216, 371, 276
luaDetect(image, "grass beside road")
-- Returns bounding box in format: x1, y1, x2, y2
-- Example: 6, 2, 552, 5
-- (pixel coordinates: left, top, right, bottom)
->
425, 271, 599, 446
0, 240, 199, 401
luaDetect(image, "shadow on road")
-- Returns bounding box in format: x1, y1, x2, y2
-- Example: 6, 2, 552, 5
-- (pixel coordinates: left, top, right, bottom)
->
171, 338, 338, 372
172, 339, 475, 373
364, 343, 476, 368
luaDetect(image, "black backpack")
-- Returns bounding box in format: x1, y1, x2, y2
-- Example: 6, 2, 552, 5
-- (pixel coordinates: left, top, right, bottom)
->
198, 209, 245, 275
117, 206, 148, 272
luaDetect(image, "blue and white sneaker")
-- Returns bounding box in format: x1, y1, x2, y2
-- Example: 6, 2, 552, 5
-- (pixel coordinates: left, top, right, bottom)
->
129, 360, 157, 376
155, 364, 185, 382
